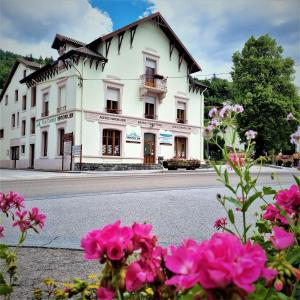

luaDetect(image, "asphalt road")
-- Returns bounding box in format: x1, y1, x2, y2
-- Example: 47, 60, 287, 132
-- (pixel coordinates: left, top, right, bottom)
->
0, 170, 297, 197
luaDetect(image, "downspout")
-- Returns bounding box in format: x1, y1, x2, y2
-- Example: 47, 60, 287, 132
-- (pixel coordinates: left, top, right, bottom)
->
80, 57, 88, 146
200, 87, 207, 162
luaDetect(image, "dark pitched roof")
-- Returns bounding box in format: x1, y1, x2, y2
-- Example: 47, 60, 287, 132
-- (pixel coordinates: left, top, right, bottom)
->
52, 33, 86, 50
88, 12, 201, 74
0, 58, 43, 101
20, 47, 107, 87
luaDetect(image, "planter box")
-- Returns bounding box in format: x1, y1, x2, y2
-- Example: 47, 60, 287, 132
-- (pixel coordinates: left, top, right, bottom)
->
163, 159, 201, 170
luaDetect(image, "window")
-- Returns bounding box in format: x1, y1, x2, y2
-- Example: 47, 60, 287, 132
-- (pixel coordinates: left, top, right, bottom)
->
177, 102, 186, 123
31, 87, 36, 107
144, 96, 156, 119
58, 128, 65, 156
175, 137, 187, 159
42, 131, 48, 156
21, 145, 25, 154
21, 120, 26, 136
17, 112, 19, 127
23, 70, 27, 78
102, 129, 120, 156
145, 58, 157, 87
5, 95, 8, 105
31, 117, 36, 134
22, 95, 27, 111
42, 93, 49, 117
0, 129, 4, 138
106, 88, 120, 114
58, 86, 66, 113
11, 114, 16, 128
15, 90, 18, 102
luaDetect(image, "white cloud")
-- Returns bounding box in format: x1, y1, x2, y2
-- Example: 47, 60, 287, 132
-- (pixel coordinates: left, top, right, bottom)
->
146, 0, 300, 86
0, 0, 113, 58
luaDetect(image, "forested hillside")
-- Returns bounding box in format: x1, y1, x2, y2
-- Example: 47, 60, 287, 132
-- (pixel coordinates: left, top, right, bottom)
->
0, 49, 54, 89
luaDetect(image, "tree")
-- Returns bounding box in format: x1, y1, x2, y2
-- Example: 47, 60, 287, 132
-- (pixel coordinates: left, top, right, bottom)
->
231, 35, 300, 156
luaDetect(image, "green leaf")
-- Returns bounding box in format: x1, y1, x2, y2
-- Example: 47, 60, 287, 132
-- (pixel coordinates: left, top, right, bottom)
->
225, 196, 243, 208
0, 273, 6, 285
262, 186, 277, 195
224, 169, 229, 185
242, 191, 262, 212
0, 284, 13, 295
286, 246, 300, 264
228, 209, 235, 224
293, 175, 300, 189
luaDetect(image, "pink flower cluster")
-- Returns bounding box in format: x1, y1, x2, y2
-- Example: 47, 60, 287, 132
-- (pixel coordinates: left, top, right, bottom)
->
165, 233, 276, 294
213, 217, 228, 230
228, 152, 245, 168
0, 191, 24, 213
271, 226, 294, 250
0, 191, 46, 236
290, 127, 300, 145
12, 207, 46, 232
263, 184, 300, 225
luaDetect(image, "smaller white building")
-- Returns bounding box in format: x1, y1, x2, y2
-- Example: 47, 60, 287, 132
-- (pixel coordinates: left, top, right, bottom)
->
0, 12, 207, 171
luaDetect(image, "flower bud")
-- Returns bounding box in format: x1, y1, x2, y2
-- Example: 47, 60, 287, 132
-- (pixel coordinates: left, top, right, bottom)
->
274, 278, 283, 291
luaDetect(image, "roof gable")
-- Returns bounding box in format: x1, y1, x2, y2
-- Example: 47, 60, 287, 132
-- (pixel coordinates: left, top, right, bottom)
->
0, 58, 42, 101
52, 33, 86, 50
88, 12, 201, 74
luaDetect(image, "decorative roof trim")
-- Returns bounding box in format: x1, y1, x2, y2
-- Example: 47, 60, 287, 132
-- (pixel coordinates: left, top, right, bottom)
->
20, 48, 107, 87
0, 58, 43, 101
87, 12, 201, 74
51, 33, 86, 50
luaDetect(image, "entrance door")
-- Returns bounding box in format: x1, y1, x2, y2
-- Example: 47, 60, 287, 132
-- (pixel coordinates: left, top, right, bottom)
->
144, 133, 155, 164
30, 144, 35, 169
11, 146, 19, 168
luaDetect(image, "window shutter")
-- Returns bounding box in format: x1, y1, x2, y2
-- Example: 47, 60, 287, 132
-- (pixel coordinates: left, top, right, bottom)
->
145, 96, 155, 104
177, 102, 186, 110
107, 88, 119, 101
146, 58, 156, 69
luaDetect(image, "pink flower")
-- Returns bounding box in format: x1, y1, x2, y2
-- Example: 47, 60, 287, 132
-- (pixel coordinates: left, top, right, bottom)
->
274, 278, 283, 291
208, 107, 218, 118
213, 217, 228, 230
107, 242, 124, 261
287, 113, 295, 121
165, 233, 271, 294
96, 287, 115, 300
0, 191, 24, 212
219, 105, 233, 119
81, 220, 133, 262
28, 207, 46, 229
271, 226, 295, 250
12, 210, 31, 232
275, 184, 300, 212
132, 223, 156, 255
0, 226, 4, 238
81, 229, 104, 260
228, 153, 244, 168
233, 104, 244, 113
165, 239, 201, 290
209, 119, 220, 128
245, 130, 257, 140
262, 204, 291, 225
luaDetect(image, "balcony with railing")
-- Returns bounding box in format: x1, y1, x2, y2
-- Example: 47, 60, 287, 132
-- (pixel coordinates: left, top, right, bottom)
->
176, 118, 187, 124
57, 106, 66, 114
105, 107, 122, 114
144, 113, 157, 120
140, 74, 167, 102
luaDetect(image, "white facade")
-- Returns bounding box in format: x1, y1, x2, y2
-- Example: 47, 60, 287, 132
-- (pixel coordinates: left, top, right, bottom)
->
0, 13, 206, 170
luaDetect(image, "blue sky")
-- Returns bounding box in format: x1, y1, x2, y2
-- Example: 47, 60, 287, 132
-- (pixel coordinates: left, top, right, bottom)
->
1, 0, 299, 86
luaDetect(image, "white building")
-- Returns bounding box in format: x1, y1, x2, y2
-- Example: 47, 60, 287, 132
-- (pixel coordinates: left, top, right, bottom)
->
0, 12, 207, 171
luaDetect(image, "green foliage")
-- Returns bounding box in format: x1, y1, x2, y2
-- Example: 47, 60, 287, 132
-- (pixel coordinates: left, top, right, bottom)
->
231, 35, 300, 156
0, 49, 54, 89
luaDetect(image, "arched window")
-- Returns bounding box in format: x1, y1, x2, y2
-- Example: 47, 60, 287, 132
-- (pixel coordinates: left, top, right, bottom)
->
102, 129, 121, 156
174, 137, 187, 159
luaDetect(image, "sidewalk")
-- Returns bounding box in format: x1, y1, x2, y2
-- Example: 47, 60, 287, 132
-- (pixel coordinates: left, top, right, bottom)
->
1, 165, 299, 181
3, 247, 99, 300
